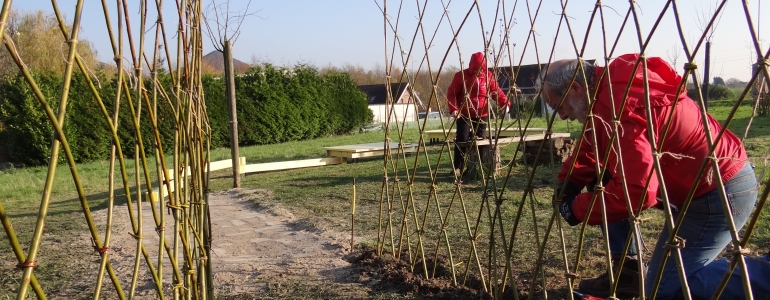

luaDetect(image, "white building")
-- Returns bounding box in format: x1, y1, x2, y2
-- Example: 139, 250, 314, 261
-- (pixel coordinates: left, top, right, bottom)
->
358, 82, 420, 123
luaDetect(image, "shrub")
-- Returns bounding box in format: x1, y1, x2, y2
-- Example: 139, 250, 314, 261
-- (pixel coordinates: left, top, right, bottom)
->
0, 72, 113, 165
0, 64, 372, 165
687, 85, 735, 101
232, 64, 371, 146
708, 85, 734, 100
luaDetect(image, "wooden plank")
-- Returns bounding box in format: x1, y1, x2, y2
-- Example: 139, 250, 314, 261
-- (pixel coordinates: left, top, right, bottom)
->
209, 158, 237, 172
451, 133, 571, 146
349, 147, 416, 158
148, 181, 179, 203
424, 127, 548, 144
323, 143, 418, 159
241, 157, 344, 174
326, 147, 418, 159
323, 142, 415, 153
151, 157, 246, 201
163, 157, 245, 181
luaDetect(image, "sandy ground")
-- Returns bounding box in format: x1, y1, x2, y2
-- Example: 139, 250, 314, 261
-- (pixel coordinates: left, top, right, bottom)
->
85, 188, 364, 299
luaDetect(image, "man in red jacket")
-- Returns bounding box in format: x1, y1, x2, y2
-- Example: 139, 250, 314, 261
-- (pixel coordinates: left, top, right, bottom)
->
540, 54, 769, 299
447, 52, 509, 178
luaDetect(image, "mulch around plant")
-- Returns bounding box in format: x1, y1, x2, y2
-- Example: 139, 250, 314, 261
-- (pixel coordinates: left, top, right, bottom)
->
348, 248, 522, 299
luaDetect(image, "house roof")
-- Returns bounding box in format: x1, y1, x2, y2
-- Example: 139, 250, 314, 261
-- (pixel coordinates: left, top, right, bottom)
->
491, 60, 596, 95
358, 82, 410, 105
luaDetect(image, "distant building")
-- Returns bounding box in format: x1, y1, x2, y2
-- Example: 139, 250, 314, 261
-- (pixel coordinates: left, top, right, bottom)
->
490, 63, 547, 116
491, 60, 595, 116
358, 82, 421, 123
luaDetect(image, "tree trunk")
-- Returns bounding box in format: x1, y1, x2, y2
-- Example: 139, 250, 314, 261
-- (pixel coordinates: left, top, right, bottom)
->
521, 137, 574, 166
465, 144, 501, 179
224, 40, 241, 188
702, 41, 711, 111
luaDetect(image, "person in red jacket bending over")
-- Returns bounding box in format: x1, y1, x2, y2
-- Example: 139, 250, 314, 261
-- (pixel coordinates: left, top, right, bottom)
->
447, 52, 509, 178
539, 54, 770, 299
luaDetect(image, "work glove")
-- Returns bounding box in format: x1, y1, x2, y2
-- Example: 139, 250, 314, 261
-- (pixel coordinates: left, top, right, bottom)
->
554, 181, 581, 226
587, 172, 612, 192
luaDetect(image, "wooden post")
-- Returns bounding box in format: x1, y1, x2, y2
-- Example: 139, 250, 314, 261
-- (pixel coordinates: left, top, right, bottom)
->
224, 40, 241, 188
702, 41, 711, 111
351, 178, 356, 250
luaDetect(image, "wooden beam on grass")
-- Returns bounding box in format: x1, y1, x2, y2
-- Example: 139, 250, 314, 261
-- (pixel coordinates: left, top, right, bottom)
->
240, 157, 344, 174
150, 157, 246, 201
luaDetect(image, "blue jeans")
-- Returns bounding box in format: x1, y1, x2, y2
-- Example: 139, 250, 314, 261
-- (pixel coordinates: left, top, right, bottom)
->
606, 218, 638, 256
607, 164, 770, 299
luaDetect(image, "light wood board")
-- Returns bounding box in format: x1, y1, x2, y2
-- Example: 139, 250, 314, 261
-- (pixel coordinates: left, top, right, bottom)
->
424, 127, 547, 144
323, 142, 418, 159
240, 157, 344, 173
451, 132, 571, 146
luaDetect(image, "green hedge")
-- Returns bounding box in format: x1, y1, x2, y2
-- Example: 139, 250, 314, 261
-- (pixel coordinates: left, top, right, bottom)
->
212, 64, 372, 146
0, 64, 372, 166
687, 85, 736, 101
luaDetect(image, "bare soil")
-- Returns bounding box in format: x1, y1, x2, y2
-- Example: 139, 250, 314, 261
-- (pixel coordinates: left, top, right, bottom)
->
73, 188, 494, 299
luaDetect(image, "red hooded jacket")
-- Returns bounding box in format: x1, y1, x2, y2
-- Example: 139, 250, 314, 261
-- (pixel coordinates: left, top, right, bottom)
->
559, 53, 747, 225
447, 52, 509, 118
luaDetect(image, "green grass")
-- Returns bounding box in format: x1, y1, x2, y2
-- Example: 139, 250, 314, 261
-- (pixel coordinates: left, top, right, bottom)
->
1, 108, 769, 298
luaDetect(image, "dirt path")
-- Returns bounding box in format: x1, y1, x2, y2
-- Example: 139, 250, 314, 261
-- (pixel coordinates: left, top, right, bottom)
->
88, 188, 368, 299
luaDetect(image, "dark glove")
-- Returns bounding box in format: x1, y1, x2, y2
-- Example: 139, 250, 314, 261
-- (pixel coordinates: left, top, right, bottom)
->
554, 181, 581, 226
587, 172, 612, 192
555, 181, 581, 200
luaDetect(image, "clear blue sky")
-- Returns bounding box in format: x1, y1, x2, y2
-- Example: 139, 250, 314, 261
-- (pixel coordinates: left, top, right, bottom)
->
12, 0, 769, 82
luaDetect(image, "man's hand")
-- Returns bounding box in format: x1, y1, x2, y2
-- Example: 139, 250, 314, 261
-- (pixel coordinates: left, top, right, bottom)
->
451, 111, 458, 118
554, 181, 582, 226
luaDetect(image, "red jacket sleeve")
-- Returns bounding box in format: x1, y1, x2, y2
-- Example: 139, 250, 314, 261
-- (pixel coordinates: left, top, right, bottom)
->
558, 128, 599, 188
447, 72, 463, 114
488, 71, 509, 108
570, 111, 658, 225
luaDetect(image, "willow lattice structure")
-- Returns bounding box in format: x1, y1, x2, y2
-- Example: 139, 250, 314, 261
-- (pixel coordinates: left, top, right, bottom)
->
1, 0, 769, 299
0, 0, 213, 299
376, 0, 770, 299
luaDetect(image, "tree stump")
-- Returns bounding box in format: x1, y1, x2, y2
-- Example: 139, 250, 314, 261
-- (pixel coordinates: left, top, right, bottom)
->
521, 137, 574, 166
465, 143, 502, 179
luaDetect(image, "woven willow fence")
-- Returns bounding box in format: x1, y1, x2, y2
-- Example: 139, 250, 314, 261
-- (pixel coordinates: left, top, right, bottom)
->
376, 0, 770, 299
0, 0, 213, 299
1, 0, 769, 299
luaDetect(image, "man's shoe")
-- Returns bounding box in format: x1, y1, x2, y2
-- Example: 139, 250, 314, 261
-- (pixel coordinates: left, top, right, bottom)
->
577, 256, 641, 298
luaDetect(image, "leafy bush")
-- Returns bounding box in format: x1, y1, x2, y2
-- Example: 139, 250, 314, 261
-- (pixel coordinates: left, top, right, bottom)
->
687, 84, 736, 101
0, 64, 372, 166
0, 73, 62, 165
230, 64, 371, 146
0, 72, 113, 165
708, 85, 735, 100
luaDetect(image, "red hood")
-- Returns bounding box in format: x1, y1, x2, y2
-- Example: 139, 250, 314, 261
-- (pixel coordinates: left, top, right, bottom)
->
595, 53, 686, 110
469, 52, 486, 74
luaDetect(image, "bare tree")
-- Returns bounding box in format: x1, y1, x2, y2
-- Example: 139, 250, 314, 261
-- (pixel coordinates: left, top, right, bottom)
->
203, 0, 259, 188
204, 1, 259, 52
666, 44, 681, 71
